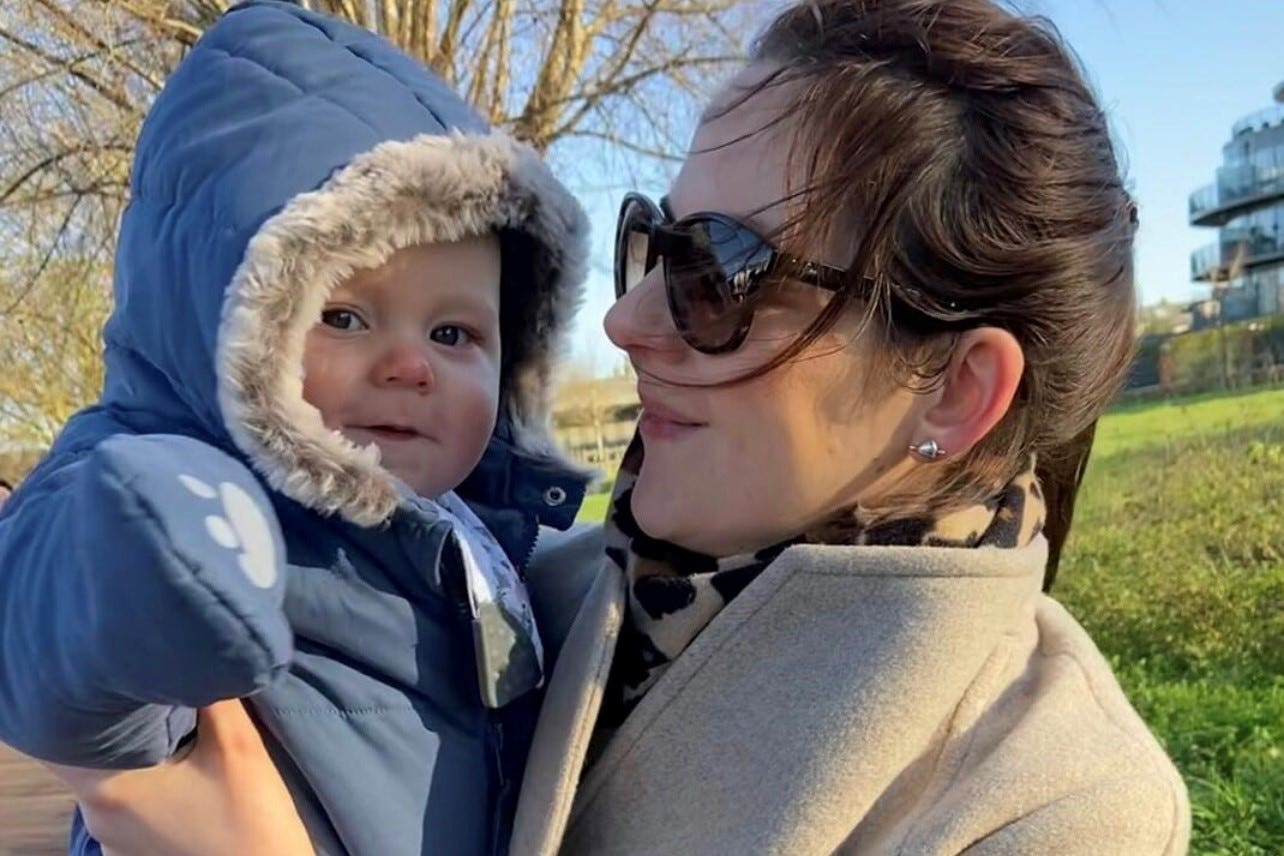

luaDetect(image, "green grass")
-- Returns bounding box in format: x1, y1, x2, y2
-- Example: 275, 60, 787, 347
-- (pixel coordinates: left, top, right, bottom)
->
1059, 387, 1284, 853
577, 490, 612, 524
1096, 386, 1284, 457
576, 387, 1284, 852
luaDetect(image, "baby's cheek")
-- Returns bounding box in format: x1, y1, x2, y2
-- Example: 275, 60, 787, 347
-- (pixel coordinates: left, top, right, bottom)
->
455, 376, 500, 451
300, 341, 346, 428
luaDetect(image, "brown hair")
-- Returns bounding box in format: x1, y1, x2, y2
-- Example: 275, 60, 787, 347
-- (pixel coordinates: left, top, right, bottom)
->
726, 0, 1135, 571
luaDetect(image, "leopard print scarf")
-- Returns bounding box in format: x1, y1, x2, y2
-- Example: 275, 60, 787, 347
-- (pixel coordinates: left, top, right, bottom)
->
600, 436, 1047, 727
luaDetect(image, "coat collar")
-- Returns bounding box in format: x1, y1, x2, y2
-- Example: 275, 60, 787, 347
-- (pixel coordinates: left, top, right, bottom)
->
512, 535, 1048, 855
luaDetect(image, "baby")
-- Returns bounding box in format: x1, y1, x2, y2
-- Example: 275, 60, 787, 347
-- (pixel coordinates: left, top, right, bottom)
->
0, 2, 588, 854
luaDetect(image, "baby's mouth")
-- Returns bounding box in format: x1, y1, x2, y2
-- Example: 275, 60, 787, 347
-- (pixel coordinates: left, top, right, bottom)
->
354, 425, 424, 442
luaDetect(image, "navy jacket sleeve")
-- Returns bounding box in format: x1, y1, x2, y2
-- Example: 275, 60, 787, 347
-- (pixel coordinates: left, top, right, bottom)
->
0, 434, 292, 767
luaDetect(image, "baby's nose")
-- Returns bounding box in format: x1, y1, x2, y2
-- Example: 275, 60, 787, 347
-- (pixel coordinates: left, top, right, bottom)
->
375, 342, 434, 391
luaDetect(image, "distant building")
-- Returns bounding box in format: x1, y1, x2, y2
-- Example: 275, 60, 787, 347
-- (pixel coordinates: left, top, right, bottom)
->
1136, 300, 1193, 337
1184, 297, 1223, 332
1189, 81, 1284, 322
550, 370, 639, 476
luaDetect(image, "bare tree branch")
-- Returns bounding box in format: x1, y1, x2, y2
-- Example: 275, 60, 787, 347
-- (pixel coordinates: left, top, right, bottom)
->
0, 0, 750, 447
31, 0, 165, 93
0, 25, 135, 112
552, 53, 736, 139
567, 129, 684, 162
436, 0, 476, 81
0, 143, 131, 206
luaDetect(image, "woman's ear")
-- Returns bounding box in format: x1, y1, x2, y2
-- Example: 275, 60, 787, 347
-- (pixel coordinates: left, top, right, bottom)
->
913, 327, 1024, 459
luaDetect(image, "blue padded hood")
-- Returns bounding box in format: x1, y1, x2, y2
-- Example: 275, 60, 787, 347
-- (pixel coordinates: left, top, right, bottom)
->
103, 0, 589, 525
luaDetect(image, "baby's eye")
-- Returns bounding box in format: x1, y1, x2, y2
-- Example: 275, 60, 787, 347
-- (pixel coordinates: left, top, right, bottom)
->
320, 309, 368, 332
429, 325, 473, 347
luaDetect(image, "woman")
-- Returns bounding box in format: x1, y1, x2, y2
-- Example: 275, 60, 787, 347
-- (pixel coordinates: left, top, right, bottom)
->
508, 2, 1186, 852
55, 0, 1188, 853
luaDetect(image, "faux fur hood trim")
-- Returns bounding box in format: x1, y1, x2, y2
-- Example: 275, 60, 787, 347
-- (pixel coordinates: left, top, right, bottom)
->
217, 132, 589, 526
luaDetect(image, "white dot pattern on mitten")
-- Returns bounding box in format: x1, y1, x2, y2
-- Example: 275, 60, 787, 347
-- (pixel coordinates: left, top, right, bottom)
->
179, 474, 278, 589
205, 515, 239, 550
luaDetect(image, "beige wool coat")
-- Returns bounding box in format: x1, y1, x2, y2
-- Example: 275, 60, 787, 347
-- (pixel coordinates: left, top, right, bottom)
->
512, 525, 1190, 856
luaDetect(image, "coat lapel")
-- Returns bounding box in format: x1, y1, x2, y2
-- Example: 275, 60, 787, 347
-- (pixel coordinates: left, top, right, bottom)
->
512, 556, 627, 856
514, 538, 1046, 856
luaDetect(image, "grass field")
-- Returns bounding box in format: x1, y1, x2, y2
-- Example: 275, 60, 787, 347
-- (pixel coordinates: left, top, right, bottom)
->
578, 490, 613, 523
576, 386, 1284, 853
1059, 387, 1284, 854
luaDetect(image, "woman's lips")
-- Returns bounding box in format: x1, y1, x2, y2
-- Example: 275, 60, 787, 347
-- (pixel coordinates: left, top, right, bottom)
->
635, 392, 706, 442
638, 410, 704, 442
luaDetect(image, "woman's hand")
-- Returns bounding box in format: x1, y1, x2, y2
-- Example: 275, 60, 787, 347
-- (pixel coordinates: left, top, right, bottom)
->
46, 700, 313, 856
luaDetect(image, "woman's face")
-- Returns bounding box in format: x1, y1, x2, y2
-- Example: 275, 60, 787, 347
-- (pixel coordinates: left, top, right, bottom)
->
603, 68, 929, 557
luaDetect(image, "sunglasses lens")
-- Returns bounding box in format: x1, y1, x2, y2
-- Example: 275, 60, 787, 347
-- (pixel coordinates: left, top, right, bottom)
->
615, 194, 775, 354
615, 198, 658, 298
667, 219, 767, 353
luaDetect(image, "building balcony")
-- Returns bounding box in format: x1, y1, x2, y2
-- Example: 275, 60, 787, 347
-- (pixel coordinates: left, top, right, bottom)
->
1191, 228, 1284, 281
1232, 103, 1284, 138
1189, 161, 1284, 227
1191, 243, 1223, 281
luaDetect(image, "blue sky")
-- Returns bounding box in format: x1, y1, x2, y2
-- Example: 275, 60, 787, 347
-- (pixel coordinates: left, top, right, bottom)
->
1032, 0, 1283, 305
561, 0, 1284, 369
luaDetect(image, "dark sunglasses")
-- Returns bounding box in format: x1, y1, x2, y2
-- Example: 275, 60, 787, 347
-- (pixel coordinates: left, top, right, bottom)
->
614, 192, 850, 354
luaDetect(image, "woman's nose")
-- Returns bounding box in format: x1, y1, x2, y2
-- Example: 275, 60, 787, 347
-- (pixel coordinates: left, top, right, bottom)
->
603, 267, 681, 356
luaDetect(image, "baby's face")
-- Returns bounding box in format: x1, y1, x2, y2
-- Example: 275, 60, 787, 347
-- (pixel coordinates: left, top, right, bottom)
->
302, 237, 502, 497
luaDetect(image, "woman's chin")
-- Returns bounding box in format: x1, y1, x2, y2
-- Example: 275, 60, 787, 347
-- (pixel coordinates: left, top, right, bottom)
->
630, 478, 687, 543
630, 481, 721, 555
629, 491, 673, 540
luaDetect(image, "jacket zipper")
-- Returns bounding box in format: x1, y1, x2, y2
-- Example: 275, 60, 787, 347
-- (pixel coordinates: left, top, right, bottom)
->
489, 714, 510, 856
517, 516, 540, 579
448, 548, 512, 856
